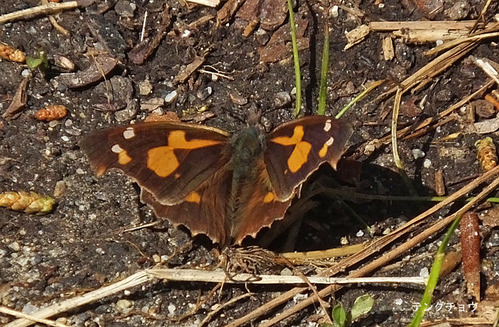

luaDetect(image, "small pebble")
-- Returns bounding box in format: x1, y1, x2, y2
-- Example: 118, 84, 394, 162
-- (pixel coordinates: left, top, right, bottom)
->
419, 267, 429, 278
330, 5, 339, 17
280, 267, 293, 276
138, 79, 153, 95
197, 86, 213, 100
167, 304, 176, 315
164, 90, 178, 103
116, 299, 133, 312
152, 254, 161, 263
8, 241, 20, 252
411, 148, 425, 160
423, 158, 432, 168
356, 230, 364, 237
274, 91, 291, 108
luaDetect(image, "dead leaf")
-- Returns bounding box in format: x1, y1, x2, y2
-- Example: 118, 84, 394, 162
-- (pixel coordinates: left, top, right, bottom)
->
58, 55, 118, 89
3, 77, 29, 120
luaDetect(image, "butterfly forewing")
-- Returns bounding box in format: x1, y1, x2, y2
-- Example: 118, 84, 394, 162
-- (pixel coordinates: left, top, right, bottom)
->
80, 122, 230, 205
265, 116, 352, 201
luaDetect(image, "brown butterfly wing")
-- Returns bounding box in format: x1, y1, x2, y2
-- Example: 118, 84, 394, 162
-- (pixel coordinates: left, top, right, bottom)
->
141, 167, 231, 245
265, 116, 352, 201
231, 161, 293, 245
80, 121, 230, 205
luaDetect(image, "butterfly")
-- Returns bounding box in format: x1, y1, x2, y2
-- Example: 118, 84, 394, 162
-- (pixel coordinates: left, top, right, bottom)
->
80, 115, 352, 246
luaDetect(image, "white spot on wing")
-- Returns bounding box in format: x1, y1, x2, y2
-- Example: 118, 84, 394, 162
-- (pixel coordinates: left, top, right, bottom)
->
326, 137, 334, 146
111, 144, 124, 153
123, 127, 135, 140
324, 119, 332, 132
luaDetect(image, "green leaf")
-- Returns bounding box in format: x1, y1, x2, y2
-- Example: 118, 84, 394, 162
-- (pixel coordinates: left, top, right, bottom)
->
332, 303, 346, 327
350, 294, 374, 320
26, 51, 48, 70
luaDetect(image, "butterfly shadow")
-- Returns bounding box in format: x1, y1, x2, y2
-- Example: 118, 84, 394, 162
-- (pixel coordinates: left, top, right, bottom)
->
247, 159, 436, 253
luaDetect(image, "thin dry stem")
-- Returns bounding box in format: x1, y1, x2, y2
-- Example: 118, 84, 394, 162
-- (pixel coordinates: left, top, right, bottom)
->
0, 2, 78, 24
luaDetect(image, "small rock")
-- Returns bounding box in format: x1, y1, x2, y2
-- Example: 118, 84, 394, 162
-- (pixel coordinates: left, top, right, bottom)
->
8, 241, 20, 252
53, 180, 67, 198
164, 90, 178, 103
115, 1, 136, 18
116, 299, 133, 314
473, 99, 495, 119
138, 79, 153, 95
229, 89, 248, 105
411, 148, 425, 160
54, 55, 75, 71
444, 0, 470, 20
280, 267, 293, 276
167, 304, 176, 315
423, 158, 432, 168
22, 303, 38, 314
196, 86, 213, 100
274, 91, 291, 108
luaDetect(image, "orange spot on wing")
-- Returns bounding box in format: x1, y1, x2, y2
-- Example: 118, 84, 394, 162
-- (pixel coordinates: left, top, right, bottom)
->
147, 146, 178, 177
118, 150, 132, 165
168, 130, 221, 149
147, 130, 222, 177
263, 192, 275, 203
319, 143, 328, 158
186, 191, 201, 203
288, 141, 311, 172
271, 125, 311, 173
271, 125, 305, 146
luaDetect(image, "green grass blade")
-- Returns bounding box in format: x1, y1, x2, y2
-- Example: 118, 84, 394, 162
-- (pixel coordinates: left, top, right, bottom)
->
409, 215, 461, 327
318, 22, 330, 116
287, 0, 301, 117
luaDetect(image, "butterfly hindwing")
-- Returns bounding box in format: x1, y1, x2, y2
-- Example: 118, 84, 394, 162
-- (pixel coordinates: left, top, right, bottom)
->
231, 160, 293, 244
80, 121, 230, 205
141, 167, 231, 245
265, 116, 352, 201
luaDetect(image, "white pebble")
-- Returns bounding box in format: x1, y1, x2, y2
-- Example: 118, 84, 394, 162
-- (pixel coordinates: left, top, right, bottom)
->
164, 90, 178, 103
411, 148, 425, 160
423, 158, 431, 168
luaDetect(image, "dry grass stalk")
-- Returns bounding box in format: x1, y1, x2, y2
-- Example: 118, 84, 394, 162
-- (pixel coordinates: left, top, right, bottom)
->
0, 1, 78, 24
3, 269, 426, 327
369, 20, 494, 31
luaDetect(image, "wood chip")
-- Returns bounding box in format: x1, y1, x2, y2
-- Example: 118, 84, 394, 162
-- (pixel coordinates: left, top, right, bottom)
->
382, 36, 394, 60
344, 24, 370, 50
173, 56, 205, 84
434, 169, 446, 196
460, 211, 481, 301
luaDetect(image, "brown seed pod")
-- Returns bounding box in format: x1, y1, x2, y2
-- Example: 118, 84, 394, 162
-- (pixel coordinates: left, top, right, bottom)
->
0, 191, 55, 214
0, 43, 25, 63
475, 137, 497, 171
35, 105, 68, 121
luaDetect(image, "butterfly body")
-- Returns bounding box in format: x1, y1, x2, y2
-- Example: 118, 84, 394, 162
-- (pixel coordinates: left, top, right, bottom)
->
80, 116, 352, 246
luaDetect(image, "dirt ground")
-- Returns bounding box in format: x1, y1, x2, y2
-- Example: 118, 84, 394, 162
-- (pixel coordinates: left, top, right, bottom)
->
1, 0, 499, 326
